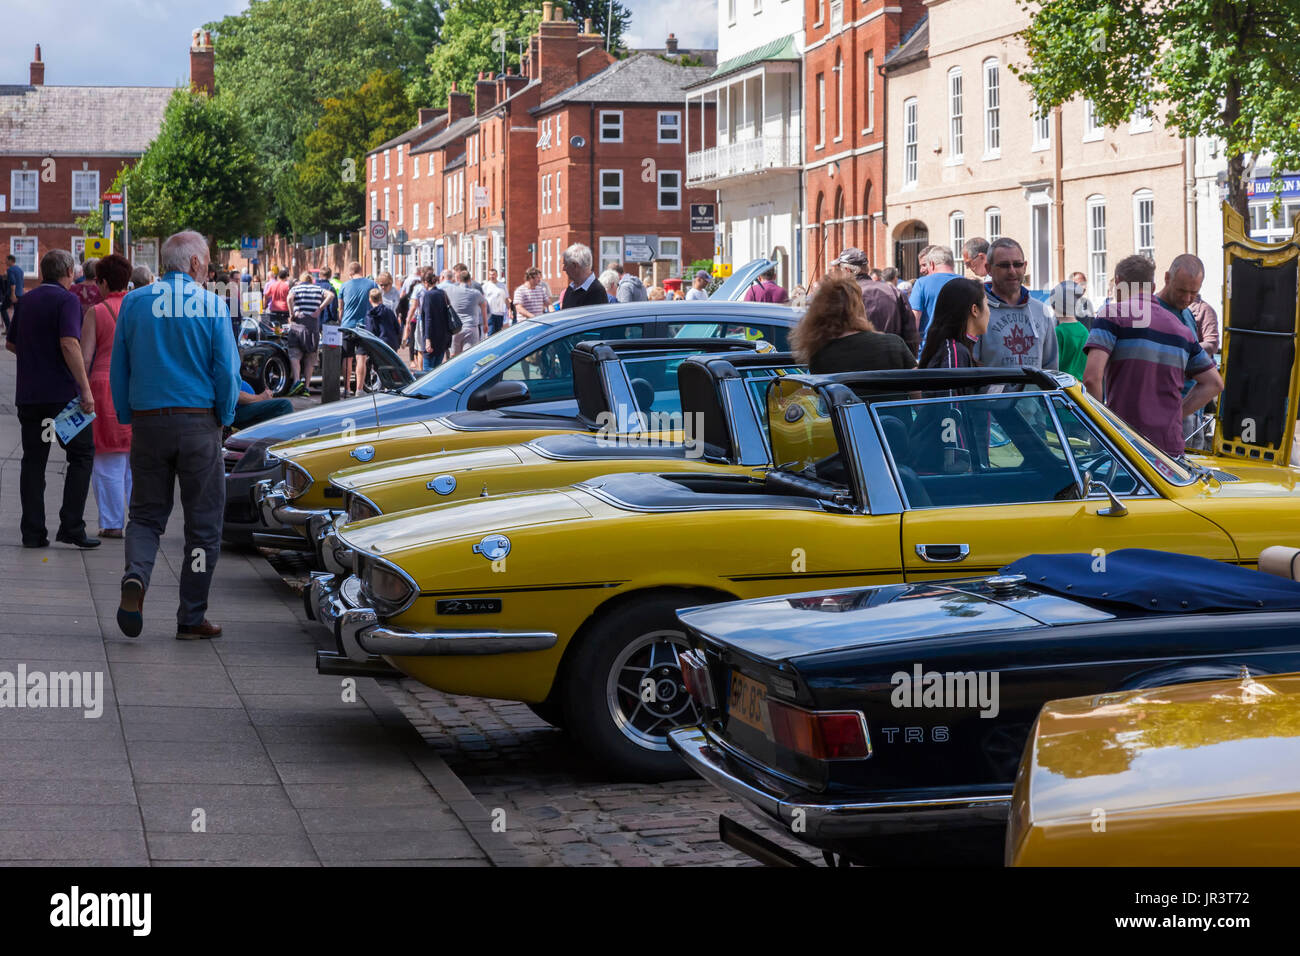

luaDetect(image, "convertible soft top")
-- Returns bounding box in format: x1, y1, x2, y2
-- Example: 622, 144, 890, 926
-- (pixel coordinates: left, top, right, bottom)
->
1003, 549, 1300, 613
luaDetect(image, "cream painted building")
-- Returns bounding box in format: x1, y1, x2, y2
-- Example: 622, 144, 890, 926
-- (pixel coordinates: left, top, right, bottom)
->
883, 0, 1193, 301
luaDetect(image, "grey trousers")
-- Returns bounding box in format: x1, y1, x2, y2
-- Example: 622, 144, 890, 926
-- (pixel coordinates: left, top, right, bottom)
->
123, 414, 225, 626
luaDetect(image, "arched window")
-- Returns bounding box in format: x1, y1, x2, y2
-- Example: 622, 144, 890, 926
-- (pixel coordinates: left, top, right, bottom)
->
947, 67, 963, 159
1132, 189, 1155, 260
985, 206, 1001, 241
982, 57, 1000, 156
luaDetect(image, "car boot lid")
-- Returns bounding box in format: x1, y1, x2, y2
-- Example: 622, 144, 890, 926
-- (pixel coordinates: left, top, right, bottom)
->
336, 489, 594, 558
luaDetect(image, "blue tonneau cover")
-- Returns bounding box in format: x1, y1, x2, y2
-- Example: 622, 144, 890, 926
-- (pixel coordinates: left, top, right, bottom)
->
1003, 549, 1300, 614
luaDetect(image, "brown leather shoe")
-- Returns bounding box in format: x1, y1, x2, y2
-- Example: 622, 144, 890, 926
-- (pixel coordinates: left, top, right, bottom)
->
176, 620, 223, 641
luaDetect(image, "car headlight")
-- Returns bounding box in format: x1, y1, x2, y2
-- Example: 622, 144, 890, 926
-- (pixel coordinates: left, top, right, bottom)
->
358, 555, 417, 617
283, 462, 313, 500
346, 492, 381, 522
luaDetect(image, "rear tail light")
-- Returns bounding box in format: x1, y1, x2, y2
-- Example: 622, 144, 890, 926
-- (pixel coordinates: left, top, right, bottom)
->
679, 649, 717, 711
767, 700, 871, 760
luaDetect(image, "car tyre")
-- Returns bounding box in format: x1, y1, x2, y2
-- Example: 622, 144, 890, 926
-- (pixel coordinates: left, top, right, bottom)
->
525, 701, 565, 728
562, 592, 709, 781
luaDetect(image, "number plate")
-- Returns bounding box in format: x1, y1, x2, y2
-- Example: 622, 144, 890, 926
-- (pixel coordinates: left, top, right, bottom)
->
727, 671, 768, 734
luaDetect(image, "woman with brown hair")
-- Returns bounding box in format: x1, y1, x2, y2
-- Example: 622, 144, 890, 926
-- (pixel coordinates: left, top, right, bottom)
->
792, 274, 916, 374
79, 252, 133, 537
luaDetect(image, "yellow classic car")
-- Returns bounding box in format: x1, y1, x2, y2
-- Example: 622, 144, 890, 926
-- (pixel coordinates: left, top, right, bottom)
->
1006, 670, 1300, 866
255, 338, 766, 543
311, 367, 1300, 780
308, 350, 803, 572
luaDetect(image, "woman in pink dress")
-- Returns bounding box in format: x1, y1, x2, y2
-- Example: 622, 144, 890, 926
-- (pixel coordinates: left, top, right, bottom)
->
79, 253, 133, 537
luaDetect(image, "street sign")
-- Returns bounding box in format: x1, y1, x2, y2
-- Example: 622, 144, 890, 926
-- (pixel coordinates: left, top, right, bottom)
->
394, 229, 409, 243
690, 203, 715, 232
321, 324, 343, 348
101, 191, 122, 203
86, 237, 110, 256
623, 234, 658, 263
240, 236, 258, 251
108, 202, 124, 222
711, 263, 733, 278
473, 185, 489, 210
390, 243, 412, 255
369, 220, 389, 250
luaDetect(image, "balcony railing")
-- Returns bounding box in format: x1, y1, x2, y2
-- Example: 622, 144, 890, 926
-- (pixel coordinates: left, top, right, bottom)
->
687, 135, 802, 184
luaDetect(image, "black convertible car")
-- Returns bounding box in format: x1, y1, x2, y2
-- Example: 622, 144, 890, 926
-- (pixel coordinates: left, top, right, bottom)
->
668, 548, 1300, 866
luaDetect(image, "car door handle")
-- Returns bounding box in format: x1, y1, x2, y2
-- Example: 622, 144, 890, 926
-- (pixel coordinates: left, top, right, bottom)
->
915, 544, 970, 563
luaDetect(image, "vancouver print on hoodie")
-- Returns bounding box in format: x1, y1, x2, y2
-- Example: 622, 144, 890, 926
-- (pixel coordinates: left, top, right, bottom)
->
973, 283, 1059, 371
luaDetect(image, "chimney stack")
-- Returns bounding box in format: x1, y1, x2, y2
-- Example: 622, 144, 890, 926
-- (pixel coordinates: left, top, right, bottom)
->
29, 44, 44, 86
475, 72, 498, 116
190, 28, 215, 96
583, 18, 593, 34
418, 107, 439, 125
447, 82, 473, 123
542, 1, 554, 20
665, 33, 679, 54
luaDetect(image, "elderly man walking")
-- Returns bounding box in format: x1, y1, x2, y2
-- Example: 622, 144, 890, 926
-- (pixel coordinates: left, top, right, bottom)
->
110, 231, 240, 640
6, 249, 98, 549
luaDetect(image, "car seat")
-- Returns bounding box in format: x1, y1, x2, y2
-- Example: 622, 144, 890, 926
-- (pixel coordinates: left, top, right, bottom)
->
631, 377, 654, 413
1259, 546, 1300, 581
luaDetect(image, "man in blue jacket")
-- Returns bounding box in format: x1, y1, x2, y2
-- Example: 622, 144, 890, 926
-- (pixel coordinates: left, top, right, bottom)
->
110, 230, 240, 641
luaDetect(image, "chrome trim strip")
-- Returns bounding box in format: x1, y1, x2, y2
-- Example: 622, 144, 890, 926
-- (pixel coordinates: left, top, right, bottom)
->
669, 727, 1010, 840
359, 627, 558, 657
915, 543, 970, 563
356, 551, 420, 617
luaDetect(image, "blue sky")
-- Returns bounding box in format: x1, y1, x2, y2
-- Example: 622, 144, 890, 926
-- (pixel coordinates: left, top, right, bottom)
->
0, 0, 717, 88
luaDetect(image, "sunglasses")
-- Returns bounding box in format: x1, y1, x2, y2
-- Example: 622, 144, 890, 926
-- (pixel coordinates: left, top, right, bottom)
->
993, 260, 1026, 269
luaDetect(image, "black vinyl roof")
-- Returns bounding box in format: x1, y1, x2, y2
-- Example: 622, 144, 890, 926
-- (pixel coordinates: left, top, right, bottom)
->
786, 367, 1065, 405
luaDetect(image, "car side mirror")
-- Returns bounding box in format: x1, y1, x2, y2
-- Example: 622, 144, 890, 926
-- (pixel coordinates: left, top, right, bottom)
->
468, 380, 530, 411
1080, 469, 1128, 517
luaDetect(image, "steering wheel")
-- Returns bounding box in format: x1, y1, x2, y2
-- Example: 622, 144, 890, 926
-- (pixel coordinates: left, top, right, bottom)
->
1076, 454, 1113, 485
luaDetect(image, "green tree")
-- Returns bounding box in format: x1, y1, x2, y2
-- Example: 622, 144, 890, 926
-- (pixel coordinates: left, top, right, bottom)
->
206, 0, 405, 231
392, 0, 447, 83
1014, 0, 1300, 218
407, 0, 545, 110
118, 91, 264, 246
565, 0, 632, 51
286, 69, 416, 235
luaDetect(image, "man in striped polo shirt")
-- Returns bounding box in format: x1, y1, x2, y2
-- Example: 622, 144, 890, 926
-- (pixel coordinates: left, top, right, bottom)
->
1082, 254, 1222, 459
286, 271, 334, 396
512, 267, 552, 319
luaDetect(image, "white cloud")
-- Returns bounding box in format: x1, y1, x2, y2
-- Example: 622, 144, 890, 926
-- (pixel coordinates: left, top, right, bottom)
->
623, 0, 718, 51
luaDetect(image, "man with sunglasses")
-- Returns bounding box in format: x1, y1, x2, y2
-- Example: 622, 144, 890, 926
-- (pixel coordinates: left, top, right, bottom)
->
974, 237, 1058, 372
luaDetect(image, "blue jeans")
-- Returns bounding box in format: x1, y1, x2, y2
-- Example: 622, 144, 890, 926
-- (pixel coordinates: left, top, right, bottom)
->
489, 313, 505, 335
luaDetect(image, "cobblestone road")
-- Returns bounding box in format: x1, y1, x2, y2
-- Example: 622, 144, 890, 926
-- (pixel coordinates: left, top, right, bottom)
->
381, 678, 825, 867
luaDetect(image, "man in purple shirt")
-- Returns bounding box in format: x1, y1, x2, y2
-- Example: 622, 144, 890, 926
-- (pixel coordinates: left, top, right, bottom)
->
4, 249, 98, 548
1082, 254, 1222, 458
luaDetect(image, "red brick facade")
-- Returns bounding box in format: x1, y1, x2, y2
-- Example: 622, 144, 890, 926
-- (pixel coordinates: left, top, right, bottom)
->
364, 5, 712, 291
803, 0, 925, 279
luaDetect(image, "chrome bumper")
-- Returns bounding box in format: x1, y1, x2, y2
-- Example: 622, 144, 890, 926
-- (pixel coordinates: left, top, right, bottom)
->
310, 573, 557, 663
311, 513, 353, 576
668, 726, 1011, 841
255, 478, 322, 530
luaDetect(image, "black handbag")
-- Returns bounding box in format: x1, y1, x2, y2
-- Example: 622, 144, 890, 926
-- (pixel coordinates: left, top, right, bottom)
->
445, 301, 463, 335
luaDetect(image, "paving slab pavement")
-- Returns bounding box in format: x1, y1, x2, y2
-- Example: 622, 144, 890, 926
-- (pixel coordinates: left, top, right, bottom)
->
0, 348, 521, 866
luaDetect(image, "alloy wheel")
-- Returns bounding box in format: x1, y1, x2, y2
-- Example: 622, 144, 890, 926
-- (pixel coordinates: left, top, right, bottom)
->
605, 628, 699, 752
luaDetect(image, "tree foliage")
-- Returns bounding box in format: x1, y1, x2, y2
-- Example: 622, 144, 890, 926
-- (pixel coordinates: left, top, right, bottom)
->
391, 0, 447, 83
1014, 0, 1300, 217
205, 0, 406, 231
406, 0, 545, 110
285, 70, 415, 235
565, 0, 632, 51
119, 91, 264, 244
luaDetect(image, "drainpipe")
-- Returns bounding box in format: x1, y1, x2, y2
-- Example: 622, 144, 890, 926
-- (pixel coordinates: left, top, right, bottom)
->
1185, 136, 1197, 254
590, 103, 596, 254
1053, 104, 1064, 284
877, 57, 889, 268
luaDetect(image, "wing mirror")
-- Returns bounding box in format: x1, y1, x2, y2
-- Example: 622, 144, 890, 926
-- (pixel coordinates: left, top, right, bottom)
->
1080, 470, 1128, 517
468, 380, 530, 411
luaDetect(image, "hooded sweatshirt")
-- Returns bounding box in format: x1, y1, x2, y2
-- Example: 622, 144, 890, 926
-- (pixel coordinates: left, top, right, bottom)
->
616, 274, 648, 303
974, 283, 1059, 371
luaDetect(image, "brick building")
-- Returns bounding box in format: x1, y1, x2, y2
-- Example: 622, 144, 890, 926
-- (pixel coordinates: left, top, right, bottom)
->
0, 36, 213, 286
363, 2, 712, 291
802, 0, 925, 281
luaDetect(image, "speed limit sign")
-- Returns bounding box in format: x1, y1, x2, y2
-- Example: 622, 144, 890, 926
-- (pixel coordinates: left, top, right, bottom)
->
369, 220, 389, 250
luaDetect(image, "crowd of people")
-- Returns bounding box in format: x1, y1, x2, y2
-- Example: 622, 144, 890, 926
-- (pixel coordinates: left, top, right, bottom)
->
789, 234, 1224, 459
